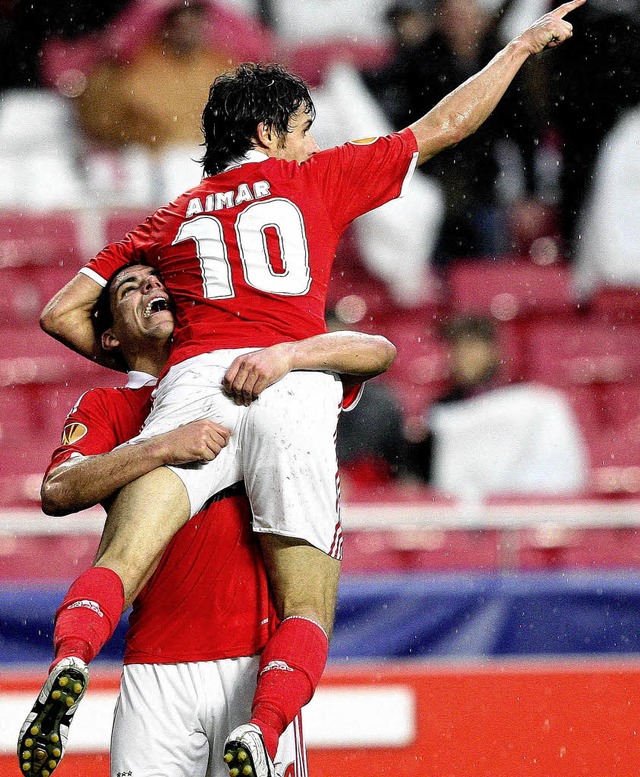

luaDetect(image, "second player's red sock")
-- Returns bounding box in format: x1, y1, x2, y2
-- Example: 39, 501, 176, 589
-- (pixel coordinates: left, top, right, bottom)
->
51, 566, 124, 671
250, 616, 329, 759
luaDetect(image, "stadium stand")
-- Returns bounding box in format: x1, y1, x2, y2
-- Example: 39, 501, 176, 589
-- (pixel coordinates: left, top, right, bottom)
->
1, 208, 639, 510
447, 256, 575, 321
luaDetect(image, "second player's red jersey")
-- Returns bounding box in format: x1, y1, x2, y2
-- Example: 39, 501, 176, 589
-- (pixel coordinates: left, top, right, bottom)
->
46, 372, 276, 665
81, 130, 418, 372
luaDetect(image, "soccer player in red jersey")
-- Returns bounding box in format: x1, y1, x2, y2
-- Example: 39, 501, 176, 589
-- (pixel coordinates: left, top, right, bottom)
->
18, 263, 394, 777
36, 5, 584, 775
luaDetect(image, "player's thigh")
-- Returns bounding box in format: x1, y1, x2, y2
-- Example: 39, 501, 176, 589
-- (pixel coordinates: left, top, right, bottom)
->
134, 352, 251, 518
258, 534, 341, 636
242, 371, 344, 557
111, 663, 210, 777
94, 467, 190, 601
140, 351, 254, 436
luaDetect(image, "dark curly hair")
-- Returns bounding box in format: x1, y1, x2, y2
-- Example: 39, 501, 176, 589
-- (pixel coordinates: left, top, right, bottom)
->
91, 263, 139, 372
201, 62, 315, 176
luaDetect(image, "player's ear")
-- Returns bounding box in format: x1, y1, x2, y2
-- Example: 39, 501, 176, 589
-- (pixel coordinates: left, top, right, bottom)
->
101, 329, 121, 352
255, 121, 277, 150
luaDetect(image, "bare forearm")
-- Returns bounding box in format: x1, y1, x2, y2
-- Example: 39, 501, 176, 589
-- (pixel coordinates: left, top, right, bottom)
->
42, 419, 230, 515
409, 0, 585, 163
410, 39, 530, 165
287, 332, 397, 377
41, 439, 170, 515
40, 272, 118, 369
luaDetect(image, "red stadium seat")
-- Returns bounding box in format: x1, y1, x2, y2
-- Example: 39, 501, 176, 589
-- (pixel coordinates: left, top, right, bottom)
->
518, 527, 640, 569
0, 534, 101, 580
104, 210, 151, 245
0, 265, 77, 327
378, 320, 448, 417
525, 320, 640, 386
598, 383, 640, 429
342, 529, 500, 572
0, 384, 40, 444
0, 326, 107, 384
591, 424, 640, 470
590, 286, 640, 323
448, 257, 575, 320
0, 211, 82, 271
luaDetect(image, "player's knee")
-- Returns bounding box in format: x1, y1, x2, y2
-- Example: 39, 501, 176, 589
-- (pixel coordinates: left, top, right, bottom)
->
278, 600, 335, 639
93, 552, 148, 603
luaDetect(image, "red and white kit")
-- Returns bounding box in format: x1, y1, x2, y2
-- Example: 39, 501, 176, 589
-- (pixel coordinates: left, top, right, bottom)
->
80, 131, 418, 556
48, 373, 306, 777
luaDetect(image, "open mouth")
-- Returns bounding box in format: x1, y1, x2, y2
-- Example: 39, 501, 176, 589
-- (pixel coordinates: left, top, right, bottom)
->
143, 296, 170, 318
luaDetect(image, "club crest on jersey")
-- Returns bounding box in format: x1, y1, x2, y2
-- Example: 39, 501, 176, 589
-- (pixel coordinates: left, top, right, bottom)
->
61, 422, 88, 445
349, 137, 379, 145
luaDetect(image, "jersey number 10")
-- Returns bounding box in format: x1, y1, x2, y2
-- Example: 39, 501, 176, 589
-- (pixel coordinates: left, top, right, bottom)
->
172, 198, 311, 299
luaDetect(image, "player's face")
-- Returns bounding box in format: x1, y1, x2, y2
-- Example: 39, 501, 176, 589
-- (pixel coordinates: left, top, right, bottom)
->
109, 265, 174, 345
273, 107, 320, 163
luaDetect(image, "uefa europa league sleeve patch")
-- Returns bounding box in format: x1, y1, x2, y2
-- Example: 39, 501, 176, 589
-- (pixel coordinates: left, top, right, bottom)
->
61, 422, 88, 446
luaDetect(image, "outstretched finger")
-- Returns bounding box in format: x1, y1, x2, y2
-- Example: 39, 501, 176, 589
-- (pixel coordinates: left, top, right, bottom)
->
551, 0, 586, 20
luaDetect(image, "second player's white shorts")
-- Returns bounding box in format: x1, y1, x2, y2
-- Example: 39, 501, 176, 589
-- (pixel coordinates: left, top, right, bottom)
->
110, 656, 307, 777
131, 350, 345, 558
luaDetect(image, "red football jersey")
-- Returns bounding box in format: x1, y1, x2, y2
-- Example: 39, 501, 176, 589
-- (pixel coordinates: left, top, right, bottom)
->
47, 372, 276, 665
82, 130, 418, 372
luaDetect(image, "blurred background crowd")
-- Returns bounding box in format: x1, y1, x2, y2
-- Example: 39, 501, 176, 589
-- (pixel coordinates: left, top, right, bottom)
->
1, 0, 640, 507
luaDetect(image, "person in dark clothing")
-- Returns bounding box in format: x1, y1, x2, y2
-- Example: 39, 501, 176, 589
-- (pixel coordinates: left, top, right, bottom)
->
327, 309, 409, 483
0, 0, 128, 90
550, 0, 640, 257
364, 0, 546, 264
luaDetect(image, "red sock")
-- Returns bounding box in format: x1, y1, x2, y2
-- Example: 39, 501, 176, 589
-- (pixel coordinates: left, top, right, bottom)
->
51, 567, 124, 671
250, 617, 329, 759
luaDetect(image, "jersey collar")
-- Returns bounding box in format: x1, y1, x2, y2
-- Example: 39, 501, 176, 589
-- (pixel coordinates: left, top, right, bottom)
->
223, 149, 269, 172
126, 371, 157, 389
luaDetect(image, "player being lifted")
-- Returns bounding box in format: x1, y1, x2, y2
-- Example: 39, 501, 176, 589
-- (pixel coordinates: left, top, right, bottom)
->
22, 3, 585, 776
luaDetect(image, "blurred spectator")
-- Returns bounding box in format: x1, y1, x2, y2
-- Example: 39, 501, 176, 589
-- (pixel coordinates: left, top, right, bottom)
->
39, 0, 278, 203
328, 309, 409, 485
406, 315, 587, 498
41, 0, 278, 97
363, 0, 547, 265
0, 0, 39, 89
76, 1, 244, 151
550, 0, 640, 258
0, 0, 128, 90
574, 105, 640, 297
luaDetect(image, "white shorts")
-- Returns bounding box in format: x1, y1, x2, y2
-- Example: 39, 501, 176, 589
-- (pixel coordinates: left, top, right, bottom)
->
110, 657, 307, 777
133, 350, 345, 558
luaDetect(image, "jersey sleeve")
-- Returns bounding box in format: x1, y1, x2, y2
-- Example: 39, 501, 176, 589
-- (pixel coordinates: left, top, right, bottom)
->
341, 379, 365, 412
306, 128, 419, 233
80, 215, 156, 286
46, 389, 120, 477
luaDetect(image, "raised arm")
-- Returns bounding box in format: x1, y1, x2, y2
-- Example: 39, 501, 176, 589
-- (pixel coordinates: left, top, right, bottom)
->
410, 0, 586, 165
223, 331, 397, 405
41, 419, 230, 516
40, 272, 108, 365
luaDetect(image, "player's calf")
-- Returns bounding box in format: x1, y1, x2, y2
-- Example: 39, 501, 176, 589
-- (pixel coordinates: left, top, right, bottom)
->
17, 657, 89, 776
